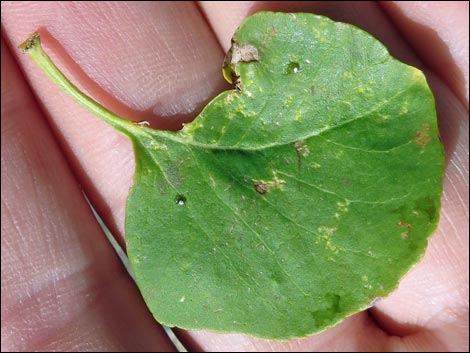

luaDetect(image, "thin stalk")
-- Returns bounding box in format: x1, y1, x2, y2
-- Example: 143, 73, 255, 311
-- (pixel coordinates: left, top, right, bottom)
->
18, 33, 137, 136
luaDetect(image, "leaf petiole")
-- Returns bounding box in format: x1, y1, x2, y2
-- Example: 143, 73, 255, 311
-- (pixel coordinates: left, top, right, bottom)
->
18, 33, 138, 136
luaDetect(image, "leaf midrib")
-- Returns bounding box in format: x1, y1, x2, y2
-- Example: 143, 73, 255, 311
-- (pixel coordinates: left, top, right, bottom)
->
138, 82, 415, 152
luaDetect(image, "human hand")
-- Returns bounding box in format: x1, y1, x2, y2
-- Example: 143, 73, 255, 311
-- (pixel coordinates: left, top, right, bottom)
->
2, 2, 468, 351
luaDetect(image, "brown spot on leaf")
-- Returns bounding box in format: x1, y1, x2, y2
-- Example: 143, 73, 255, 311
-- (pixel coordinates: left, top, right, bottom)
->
294, 140, 310, 157
223, 41, 259, 89
294, 140, 310, 176
230, 43, 259, 65
413, 123, 431, 147
294, 140, 310, 158
262, 26, 278, 43
398, 220, 411, 239
254, 181, 270, 194
254, 178, 285, 195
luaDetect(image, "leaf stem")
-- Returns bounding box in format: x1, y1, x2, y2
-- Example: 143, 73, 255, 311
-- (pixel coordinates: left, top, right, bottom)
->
18, 33, 137, 136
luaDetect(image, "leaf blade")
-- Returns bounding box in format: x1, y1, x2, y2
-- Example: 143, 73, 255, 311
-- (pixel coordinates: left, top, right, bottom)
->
126, 12, 444, 339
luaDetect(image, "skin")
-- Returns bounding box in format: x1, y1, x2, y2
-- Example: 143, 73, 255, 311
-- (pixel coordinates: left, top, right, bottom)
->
1, 1, 468, 351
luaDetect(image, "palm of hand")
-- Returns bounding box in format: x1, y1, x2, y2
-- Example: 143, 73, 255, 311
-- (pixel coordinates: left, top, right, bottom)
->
2, 2, 468, 351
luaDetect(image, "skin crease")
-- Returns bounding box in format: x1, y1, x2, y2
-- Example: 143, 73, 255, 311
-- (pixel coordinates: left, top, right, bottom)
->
1, 1, 468, 351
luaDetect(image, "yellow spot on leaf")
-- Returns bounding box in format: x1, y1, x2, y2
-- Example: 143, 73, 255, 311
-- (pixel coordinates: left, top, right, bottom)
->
411, 68, 425, 83
398, 220, 411, 239
283, 95, 294, 108
337, 200, 350, 213
400, 101, 409, 114
318, 226, 337, 236
294, 140, 310, 157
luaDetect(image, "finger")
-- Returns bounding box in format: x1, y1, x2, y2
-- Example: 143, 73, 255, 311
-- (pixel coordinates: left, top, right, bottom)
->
380, 1, 469, 109
1, 1, 227, 245
1, 40, 174, 351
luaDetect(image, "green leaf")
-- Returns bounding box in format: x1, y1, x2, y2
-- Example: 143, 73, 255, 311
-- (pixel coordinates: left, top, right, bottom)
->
21, 12, 444, 340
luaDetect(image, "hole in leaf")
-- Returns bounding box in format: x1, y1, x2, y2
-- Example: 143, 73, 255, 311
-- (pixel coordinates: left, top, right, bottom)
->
285, 61, 300, 74
175, 194, 187, 206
